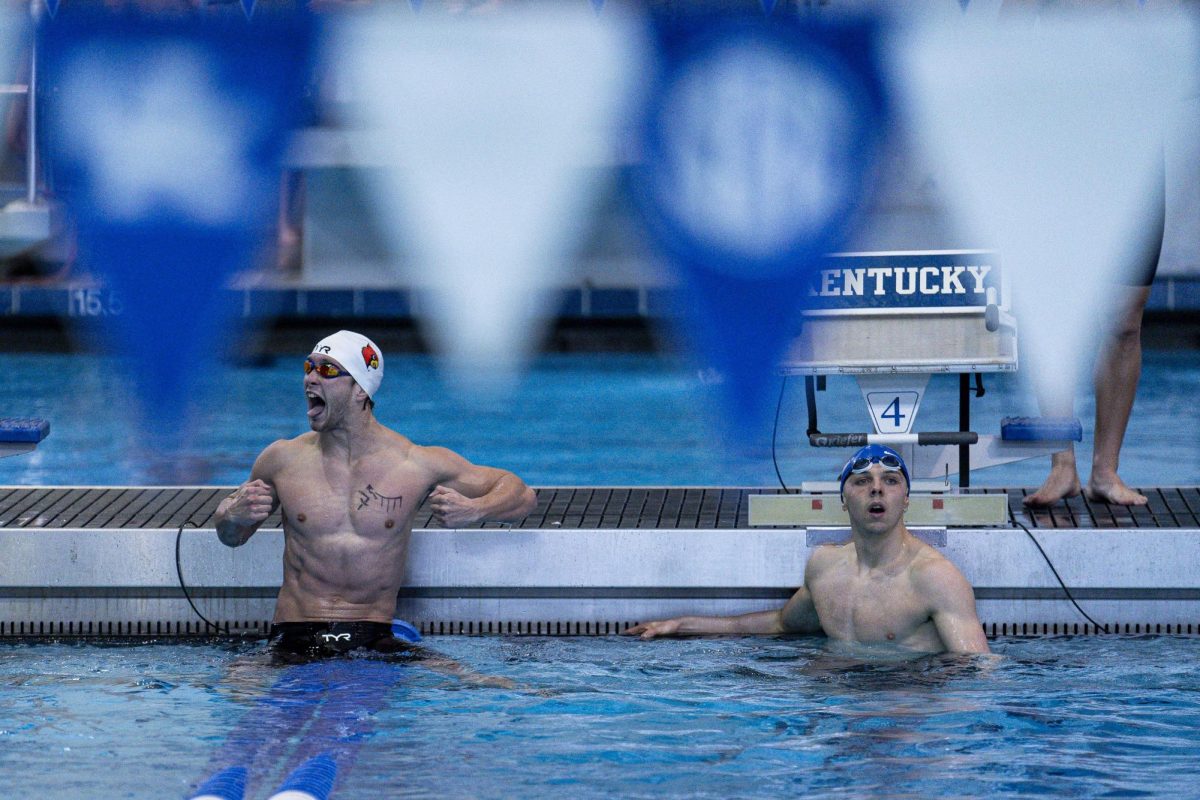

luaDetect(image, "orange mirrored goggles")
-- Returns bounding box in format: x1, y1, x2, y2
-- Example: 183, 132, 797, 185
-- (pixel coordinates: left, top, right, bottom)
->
303, 358, 352, 379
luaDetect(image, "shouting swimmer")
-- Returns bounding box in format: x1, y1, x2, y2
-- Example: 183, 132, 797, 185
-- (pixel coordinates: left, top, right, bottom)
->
624, 445, 990, 654
215, 330, 537, 663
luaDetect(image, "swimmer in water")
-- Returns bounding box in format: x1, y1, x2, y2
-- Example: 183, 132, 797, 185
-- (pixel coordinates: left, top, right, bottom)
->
624, 445, 990, 654
214, 330, 537, 665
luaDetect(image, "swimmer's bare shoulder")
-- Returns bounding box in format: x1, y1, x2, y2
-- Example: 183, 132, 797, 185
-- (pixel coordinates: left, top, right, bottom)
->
801, 541, 851, 589
248, 434, 314, 483
907, 543, 966, 596
907, 544, 990, 654
405, 443, 465, 474
404, 443, 507, 495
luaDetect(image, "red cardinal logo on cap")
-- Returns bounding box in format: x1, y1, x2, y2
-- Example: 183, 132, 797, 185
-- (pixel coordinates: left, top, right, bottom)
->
362, 344, 379, 371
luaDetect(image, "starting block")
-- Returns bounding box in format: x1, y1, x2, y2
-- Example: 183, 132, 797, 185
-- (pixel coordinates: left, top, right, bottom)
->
779, 250, 1077, 488
0, 418, 50, 459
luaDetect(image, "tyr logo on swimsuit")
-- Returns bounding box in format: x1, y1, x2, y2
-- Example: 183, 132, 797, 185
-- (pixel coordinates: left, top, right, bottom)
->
321, 632, 351, 643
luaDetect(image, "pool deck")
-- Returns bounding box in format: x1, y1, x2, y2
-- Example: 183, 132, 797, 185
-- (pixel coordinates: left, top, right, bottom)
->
1, 485, 1198, 639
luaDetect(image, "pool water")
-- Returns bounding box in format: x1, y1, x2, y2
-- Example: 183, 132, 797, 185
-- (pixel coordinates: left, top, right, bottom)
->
3, 349, 1198, 488
2, 635, 1198, 799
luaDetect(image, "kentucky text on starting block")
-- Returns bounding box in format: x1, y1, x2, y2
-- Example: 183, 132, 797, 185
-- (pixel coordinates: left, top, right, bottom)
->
784, 249, 1015, 376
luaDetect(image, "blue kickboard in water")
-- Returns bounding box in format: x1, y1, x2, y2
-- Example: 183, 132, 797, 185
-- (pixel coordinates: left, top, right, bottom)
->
0, 418, 49, 444
1000, 416, 1083, 442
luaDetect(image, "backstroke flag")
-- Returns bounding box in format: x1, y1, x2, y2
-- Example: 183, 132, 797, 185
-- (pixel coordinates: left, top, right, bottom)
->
39, 10, 313, 444
630, 11, 887, 442
329, 5, 642, 397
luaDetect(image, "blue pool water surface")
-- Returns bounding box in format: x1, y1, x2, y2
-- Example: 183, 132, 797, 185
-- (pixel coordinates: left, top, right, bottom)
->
3, 351, 1198, 797
2, 349, 1198, 488
2, 635, 1198, 799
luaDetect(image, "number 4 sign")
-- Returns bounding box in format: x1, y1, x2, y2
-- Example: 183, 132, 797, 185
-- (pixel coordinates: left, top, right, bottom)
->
858, 374, 930, 435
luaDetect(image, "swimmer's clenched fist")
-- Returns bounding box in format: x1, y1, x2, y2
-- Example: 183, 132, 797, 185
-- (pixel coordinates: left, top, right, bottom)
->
427, 484, 482, 528
216, 479, 277, 547
229, 479, 275, 523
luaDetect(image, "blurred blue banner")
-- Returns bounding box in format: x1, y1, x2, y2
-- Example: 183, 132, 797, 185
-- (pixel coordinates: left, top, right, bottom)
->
39, 10, 313, 450
632, 12, 888, 442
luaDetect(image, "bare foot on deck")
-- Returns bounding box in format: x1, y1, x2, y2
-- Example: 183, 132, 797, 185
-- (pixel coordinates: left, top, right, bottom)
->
1023, 465, 1082, 507
1085, 476, 1147, 506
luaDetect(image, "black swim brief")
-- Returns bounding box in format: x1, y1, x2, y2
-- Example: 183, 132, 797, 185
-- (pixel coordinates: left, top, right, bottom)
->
269, 621, 418, 662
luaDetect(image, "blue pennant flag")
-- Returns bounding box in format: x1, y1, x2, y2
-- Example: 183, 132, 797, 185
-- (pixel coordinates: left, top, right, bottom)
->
43, 0, 60, 18
39, 10, 314, 461
631, 12, 888, 442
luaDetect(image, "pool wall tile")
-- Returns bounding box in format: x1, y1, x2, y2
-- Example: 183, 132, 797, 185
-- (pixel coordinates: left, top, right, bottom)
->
590, 288, 640, 317
361, 290, 411, 317
1170, 277, 1200, 311
245, 289, 292, 318
17, 287, 70, 316
1, 277, 1196, 321
1148, 280, 1172, 311
300, 290, 356, 318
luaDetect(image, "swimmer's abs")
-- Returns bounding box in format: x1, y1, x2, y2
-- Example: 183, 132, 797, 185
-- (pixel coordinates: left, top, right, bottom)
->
273, 584, 400, 627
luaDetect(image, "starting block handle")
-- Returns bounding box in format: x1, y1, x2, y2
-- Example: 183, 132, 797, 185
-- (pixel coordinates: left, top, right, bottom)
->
809, 431, 979, 448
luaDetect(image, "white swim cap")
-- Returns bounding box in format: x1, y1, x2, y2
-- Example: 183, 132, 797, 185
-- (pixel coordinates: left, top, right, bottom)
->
311, 330, 384, 399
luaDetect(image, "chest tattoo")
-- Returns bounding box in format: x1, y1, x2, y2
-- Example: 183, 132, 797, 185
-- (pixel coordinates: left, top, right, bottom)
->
357, 484, 403, 513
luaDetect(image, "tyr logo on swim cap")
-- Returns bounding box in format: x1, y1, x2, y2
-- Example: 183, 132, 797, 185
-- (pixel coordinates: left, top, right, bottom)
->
311, 330, 384, 399
838, 444, 910, 498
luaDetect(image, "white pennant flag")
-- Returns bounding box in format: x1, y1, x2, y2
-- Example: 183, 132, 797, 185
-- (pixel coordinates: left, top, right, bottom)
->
887, 10, 1199, 412
329, 6, 643, 395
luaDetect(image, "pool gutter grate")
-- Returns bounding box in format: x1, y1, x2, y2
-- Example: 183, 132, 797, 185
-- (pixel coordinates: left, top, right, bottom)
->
2, 619, 1199, 639
1, 486, 1198, 530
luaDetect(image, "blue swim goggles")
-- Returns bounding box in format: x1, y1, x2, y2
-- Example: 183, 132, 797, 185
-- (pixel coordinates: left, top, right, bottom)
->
838, 445, 910, 496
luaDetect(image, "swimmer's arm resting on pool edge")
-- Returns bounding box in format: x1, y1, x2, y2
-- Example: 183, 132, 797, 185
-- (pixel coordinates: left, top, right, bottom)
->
622, 584, 822, 639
